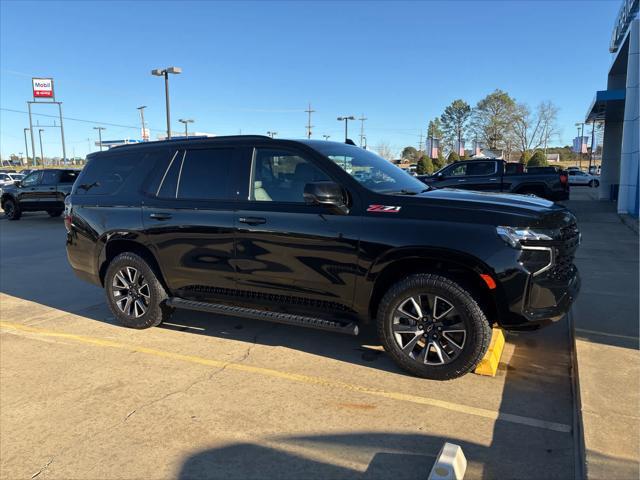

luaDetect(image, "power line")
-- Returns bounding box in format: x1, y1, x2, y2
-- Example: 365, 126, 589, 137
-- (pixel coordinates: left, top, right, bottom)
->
305, 103, 315, 138
1, 107, 165, 133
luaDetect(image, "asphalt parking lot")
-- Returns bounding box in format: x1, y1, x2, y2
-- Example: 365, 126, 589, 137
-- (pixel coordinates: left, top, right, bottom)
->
1, 213, 577, 479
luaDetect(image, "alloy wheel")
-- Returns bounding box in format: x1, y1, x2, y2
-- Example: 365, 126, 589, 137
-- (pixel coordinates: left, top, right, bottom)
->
392, 294, 466, 365
111, 266, 151, 318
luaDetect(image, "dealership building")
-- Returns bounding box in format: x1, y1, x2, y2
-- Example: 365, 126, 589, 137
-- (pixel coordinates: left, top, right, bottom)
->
586, 0, 639, 217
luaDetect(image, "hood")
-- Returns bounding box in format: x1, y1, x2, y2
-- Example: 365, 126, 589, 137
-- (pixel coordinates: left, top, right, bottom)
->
418, 188, 556, 212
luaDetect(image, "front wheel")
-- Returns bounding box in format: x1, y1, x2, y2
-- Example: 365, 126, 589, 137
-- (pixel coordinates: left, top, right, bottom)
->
3, 199, 21, 220
589, 180, 599, 188
377, 274, 492, 380
104, 252, 172, 329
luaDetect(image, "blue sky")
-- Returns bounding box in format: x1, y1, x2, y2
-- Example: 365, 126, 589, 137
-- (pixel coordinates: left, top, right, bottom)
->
0, 0, 620, 159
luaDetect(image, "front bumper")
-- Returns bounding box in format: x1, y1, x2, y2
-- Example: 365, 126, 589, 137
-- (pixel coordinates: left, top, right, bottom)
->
501, 266, 581, 330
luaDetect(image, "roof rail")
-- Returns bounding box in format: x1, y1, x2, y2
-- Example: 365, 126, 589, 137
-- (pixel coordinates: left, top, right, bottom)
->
110, 134, 273, 149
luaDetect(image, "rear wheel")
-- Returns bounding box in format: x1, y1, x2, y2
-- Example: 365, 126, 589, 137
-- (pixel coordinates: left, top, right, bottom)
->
377, 274, 491, 380
105, 253, 172, 329
588, 179, 599, 188
3, 199, 21, 220
47, 209, 63, 217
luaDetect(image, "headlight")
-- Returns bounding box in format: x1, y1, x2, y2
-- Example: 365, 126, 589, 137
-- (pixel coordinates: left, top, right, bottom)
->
496, 226, 553, 248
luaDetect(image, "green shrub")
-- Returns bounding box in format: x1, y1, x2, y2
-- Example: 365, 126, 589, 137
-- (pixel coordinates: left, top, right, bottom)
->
527, 150, 548, 167
447, 151, 460, 163
416, 156, 434, 174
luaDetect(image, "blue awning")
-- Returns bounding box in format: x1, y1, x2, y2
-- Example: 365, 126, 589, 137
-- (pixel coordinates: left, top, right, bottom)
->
585, 89, 626, 122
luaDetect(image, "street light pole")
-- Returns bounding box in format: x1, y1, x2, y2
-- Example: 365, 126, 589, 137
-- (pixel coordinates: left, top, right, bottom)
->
38, 129, 44, 165
137, 106, 147, 141
322, 135, 330, 140
575, 122, 585, 169
267, 131, 277, 138
151, 67, 182, 139
179, 118, 194, 138
337, 116, 355, 142
93, 126, 105, 151
23, 128, 30, 166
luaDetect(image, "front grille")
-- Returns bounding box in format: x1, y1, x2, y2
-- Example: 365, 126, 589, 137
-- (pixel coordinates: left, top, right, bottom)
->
550, 221, 579, 280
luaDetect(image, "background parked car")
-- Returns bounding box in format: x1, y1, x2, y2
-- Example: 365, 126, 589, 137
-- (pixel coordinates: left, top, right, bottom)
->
568, 170, 600, 187
1, 168, 79, 220
0, 172, 24, 186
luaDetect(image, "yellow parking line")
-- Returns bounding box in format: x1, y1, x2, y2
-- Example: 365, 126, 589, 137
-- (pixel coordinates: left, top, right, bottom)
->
0, 320, 571, 433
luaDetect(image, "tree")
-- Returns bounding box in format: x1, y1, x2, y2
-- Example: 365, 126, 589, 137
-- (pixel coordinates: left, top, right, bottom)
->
375, 141, 394, 161
416, 155, 433, 174
401, 146, 418, 162
513, 101, 559, 154
527, 150, 548, 167
437, 149, 446, 166
432, 153, 445, 170
440, 99, 471, 155
447, 151, 460, 163
471, 89, 516, 150
520, 150, 531, 164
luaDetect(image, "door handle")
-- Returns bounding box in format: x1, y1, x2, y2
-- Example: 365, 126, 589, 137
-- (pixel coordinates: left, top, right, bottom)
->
149, 212, 172, 220
238, 216, 266, 225
457, 179, 467, 182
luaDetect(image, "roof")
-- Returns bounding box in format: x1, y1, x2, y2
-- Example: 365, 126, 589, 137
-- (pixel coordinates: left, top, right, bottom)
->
585, 89, 626, 122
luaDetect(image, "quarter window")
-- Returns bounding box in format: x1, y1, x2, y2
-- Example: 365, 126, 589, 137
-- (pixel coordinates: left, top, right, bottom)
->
251, 149, 329, 202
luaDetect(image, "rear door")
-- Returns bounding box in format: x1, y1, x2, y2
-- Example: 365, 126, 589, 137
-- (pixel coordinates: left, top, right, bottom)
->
142, 146, 240, 300
39, 170, 62, 209
232, 145, 361, 316
436, 161, 500, 191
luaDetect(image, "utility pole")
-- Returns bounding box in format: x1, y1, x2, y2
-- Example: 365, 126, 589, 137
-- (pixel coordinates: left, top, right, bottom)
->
23, 128, 30, 166
418, 131, 424, 152
358, 114, 367, 147
305, 103, 315, 139
93, 126, 105, 151
38, 129, 45, 165
137, 106, 147, 141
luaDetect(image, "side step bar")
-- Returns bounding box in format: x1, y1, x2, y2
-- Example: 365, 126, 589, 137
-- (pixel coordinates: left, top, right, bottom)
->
166, 297, 359, 336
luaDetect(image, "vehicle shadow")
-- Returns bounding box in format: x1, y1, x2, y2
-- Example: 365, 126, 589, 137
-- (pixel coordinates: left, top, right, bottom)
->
176, 432, 479, 480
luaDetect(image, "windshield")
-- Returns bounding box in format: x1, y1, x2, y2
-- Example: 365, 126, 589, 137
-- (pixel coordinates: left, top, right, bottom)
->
309, 143, 428, 194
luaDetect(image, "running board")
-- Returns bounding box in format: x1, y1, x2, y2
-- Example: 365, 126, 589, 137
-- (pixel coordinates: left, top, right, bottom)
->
166, 297, 359, 336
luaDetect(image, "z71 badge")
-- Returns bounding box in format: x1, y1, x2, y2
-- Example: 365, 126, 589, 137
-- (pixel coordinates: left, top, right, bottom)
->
367, 204, 402, 213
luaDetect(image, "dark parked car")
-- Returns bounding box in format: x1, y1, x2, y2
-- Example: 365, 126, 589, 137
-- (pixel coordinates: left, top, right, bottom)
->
65, 137, 580, 380
418, 159, 570, 201
1, 168, 80, 220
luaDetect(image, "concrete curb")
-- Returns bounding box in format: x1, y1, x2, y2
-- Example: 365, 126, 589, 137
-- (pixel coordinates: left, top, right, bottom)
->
568, 310, 586, 480
619, 213, 639, 234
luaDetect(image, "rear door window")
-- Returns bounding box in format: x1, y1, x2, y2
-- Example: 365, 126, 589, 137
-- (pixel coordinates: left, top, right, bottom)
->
174, 148, 234, 200
59, 171, 79, 184
41, 170, 60, 185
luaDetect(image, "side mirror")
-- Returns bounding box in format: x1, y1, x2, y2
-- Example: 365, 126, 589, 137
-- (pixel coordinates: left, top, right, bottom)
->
304, 181, 348, 214
14, 180, 22, 188
436, 172, 444, 180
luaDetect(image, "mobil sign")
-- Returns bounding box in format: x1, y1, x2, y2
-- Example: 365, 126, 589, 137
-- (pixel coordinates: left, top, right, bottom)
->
32, 78, 54, 98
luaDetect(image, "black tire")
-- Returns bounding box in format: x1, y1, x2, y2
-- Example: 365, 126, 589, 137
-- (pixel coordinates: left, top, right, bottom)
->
377, 273, 491, 380
589, 180, 599, 188
47, 209, 63, 217
104, 252, 172, 329
3, 199, 21, 220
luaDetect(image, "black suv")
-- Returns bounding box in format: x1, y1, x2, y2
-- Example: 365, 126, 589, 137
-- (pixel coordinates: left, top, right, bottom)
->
65, 136, 580, 380
2, 168, 79, 220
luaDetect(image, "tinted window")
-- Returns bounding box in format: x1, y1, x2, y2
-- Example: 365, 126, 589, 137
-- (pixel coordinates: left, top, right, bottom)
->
60, 170, 79, 183
42, 171, 60, 185
21, 171, 42, 187
176, 149, 233, 200
75, 152, 147, 195
251, 149, 329, 202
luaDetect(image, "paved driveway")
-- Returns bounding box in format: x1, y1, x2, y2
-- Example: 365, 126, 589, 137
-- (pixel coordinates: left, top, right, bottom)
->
1, 213, 577, 479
